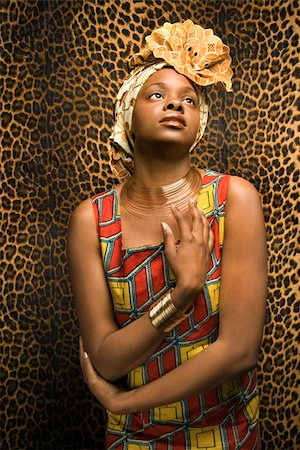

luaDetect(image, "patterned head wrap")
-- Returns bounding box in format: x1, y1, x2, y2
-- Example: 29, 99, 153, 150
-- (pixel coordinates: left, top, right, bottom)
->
109, 20, 233, 179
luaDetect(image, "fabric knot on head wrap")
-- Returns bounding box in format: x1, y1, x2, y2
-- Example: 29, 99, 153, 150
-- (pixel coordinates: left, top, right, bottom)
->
109, 20, 233, 179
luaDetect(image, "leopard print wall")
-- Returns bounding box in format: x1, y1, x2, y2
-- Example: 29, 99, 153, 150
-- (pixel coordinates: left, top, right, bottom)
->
1, 0, 299, 448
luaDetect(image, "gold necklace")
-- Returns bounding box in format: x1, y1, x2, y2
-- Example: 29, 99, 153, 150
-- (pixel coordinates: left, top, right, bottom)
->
120, 168, 202, 220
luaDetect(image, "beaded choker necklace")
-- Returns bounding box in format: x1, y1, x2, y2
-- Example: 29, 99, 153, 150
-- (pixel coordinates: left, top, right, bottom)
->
120, 168, 202, 220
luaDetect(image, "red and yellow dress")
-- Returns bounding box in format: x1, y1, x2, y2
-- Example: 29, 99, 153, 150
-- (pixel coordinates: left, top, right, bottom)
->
91, 170, 259, 450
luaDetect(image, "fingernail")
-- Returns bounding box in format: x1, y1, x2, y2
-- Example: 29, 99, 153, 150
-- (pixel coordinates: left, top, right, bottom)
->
83, 351, 89, 360
161, 222, 167, 231
190, 198, 194, 205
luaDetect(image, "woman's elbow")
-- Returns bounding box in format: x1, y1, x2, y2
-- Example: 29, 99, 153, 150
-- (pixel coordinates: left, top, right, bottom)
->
92, 359, 123, 382
234, 348, 259, 375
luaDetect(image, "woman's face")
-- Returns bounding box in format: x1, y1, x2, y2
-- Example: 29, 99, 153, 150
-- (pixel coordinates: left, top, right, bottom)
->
131, 68, 200, 154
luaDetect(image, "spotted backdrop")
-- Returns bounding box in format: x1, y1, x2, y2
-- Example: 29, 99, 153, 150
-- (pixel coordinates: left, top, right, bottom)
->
1, 1, 299, 449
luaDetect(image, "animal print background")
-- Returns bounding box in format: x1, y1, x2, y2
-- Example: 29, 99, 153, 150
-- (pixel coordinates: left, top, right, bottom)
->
1, 0, 299, 448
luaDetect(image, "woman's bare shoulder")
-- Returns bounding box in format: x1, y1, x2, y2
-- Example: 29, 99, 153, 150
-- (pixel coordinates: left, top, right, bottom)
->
69, 198, 95, 227
227, 175, 262, 207
68, 197, 102, 246
68, 198, 99, 255
224, 176, 265, 242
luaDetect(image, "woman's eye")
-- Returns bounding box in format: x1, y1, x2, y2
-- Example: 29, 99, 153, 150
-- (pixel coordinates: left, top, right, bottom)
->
184, 97, 195, 104
150, 92, 163, 99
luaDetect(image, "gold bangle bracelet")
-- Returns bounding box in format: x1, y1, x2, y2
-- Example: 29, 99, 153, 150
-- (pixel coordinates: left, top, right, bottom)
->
149, 290, 191, 332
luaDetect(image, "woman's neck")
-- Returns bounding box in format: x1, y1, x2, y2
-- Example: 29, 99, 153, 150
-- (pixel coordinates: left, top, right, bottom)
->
132, 155, 192, 188
120, 166, 202, 221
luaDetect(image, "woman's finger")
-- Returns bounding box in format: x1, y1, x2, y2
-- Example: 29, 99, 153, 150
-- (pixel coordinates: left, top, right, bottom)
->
208, 228, 214, 252
200, 211, 210, 244
190, 200, 211, 244
171, 203, 192, 242
79, 336, 87, 383
79, 336, 96, 385
190, 199, 203, 237
161, 222, 176, 262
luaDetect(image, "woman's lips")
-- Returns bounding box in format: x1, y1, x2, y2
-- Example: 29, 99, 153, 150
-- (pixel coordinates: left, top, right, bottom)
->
160, 115, 186, 128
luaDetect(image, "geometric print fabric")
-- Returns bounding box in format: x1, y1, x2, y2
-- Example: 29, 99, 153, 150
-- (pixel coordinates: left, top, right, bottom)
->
91, 170, 259, 449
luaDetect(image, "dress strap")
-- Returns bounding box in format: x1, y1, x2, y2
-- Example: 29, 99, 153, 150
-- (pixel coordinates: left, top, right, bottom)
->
90, 189, 119, 235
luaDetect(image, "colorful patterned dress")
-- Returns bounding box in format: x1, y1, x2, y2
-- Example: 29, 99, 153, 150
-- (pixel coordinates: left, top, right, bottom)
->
91, 170, 259, 450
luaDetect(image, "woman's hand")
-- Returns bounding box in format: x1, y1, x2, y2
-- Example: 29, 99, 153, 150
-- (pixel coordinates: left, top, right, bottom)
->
79, 337, 129, 414
162, 200, 214, 307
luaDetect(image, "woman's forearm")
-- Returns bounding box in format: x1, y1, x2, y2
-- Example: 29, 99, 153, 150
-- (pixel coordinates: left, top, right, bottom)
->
93, 312, 164, 380
92, 285, 197, 381
113, 339, 256, 414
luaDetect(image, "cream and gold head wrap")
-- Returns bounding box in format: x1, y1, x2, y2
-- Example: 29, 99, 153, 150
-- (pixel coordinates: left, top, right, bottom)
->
109, 20, 233, 179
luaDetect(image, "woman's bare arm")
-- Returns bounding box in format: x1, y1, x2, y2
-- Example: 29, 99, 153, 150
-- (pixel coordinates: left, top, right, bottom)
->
68, 197, 212, 381
68, 199, 165, 380
80, 176, 268, 413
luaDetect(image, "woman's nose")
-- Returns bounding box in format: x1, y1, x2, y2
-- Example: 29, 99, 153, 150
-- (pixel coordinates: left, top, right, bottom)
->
165, 100, 183, 112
